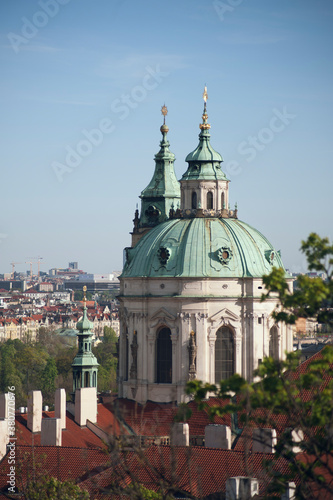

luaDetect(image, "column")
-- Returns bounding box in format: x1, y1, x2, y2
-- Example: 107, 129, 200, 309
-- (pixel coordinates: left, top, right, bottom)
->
208, 328, 216, 384
171, 330, 178, 385
147, 331, 155, 383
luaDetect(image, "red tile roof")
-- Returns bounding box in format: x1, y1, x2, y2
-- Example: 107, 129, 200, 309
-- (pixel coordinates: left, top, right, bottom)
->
114, 398, 231, 438
80, 445, 292, 499
15, 410, 105, 449
0, 445, 109, 498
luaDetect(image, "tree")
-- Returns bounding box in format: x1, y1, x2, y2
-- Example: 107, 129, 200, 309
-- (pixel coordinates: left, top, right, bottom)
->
74, 290, 93, 301
262, 233, 333, 329
186, 347, 333, 498
41, 357, 58, 403
185, 234, 333, 499
0, 341, 25, 406
22, 476, 89, 500
93, 326, 118, 392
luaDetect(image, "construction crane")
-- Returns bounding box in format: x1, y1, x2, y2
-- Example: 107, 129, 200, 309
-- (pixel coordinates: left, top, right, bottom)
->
25, 261, 33, 279
26, 256, 43, 279
10, 262, 22, 279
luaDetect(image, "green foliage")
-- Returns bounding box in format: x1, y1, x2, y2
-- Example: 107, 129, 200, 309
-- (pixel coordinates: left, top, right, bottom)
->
0, 328, 77, 406
74, 290, 93, 301
186, 346, 333, 498
262, 233, 333, 328
126, 483, 170, 499
41, 357, 58, 400
184, 234, 333, 498
0, 340, 25, 405
23, 475, 89, 500
93, 326, 118, 392
0, 323, 118, 404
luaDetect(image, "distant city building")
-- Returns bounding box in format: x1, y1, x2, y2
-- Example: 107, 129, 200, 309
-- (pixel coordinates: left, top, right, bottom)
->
39, 282, 54, 292
64, 272, 120, 292
69, 261, 78, 270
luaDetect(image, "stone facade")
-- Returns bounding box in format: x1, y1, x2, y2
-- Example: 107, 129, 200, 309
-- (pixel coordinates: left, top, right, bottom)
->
118, 276, 292, 404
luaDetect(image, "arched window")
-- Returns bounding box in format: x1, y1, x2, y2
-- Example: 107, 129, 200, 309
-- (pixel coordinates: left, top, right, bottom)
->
93, 371, 97, 387
269, 326, 279, 359
191, 191, 197, 209
156, 327, 172, 383
215, 326, 234, 382
207, 191, 213, 210
84, 371, 90, 387
221, 192, 225, 208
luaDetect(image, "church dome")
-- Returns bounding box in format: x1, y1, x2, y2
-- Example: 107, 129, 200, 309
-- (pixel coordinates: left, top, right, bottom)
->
122, 217, 284, 279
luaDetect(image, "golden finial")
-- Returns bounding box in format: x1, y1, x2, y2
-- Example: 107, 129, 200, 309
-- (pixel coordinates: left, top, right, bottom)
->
200, 85, 211, 130
160, 104, 169, 133
190, 330, 195, 336
161, 104, 168, 118
83, 285, 87, 306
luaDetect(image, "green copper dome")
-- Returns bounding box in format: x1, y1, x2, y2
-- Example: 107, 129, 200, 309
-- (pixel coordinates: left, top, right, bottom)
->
122, 217, 285, 279
185, 129, 223, 164
76, 306, 94, 332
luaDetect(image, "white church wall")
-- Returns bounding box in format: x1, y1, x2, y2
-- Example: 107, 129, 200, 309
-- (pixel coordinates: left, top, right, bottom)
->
119, 275, 292, 404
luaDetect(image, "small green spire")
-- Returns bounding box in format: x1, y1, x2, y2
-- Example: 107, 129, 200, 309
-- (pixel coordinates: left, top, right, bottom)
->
182, 87, 227, 181
139, 106, 180, 227
72, 286, 99, 398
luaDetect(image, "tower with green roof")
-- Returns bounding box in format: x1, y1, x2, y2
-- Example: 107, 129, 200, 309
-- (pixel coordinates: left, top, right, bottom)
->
72, 287, 99, 397
118, 89, 293, 405
131, 105, 180, 247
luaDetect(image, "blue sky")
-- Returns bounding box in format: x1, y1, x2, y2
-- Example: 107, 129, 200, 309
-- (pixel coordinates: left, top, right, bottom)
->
0, 0, 332, 275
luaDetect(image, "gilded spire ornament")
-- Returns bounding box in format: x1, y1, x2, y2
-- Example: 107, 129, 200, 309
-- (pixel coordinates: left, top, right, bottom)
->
200, 85, 211, 130
160, 104, 169, 133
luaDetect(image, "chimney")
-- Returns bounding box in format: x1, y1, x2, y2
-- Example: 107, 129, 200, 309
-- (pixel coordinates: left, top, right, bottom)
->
55, 388, 66, 430
170, 423, 189, 446
27, 391, 43, 433
0, 394, 10, 454
0, 420, 9, 460
286, 428, 304, 454
205, 424, 231, 449
226, 477, 259, 499
74, 387, 97, 427
252, 428, 277, 453
41, 418, 62, 446
281, 482, 296, 500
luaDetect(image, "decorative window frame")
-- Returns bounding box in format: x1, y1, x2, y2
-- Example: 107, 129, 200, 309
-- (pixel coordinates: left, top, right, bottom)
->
217, 246, 233, 265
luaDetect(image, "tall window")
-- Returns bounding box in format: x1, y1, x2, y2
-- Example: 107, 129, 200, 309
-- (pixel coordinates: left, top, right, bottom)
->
269, 326, 279, 359
191, 191, 197, 209
207, 191, 213, 209
215, 326, 234, 382
156, 327, 172, 383
221, 192, 225, 208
